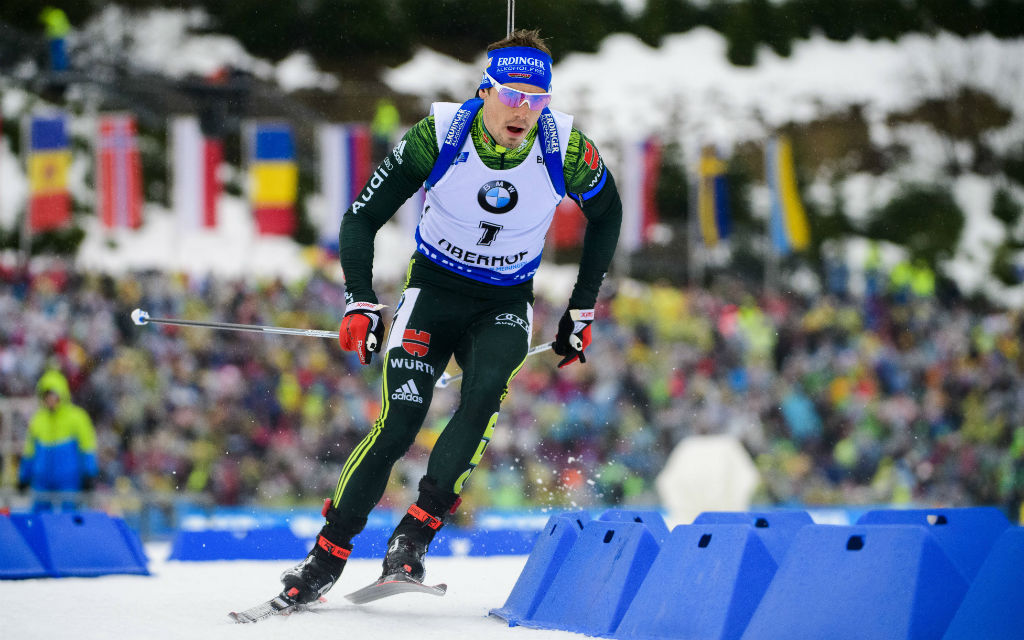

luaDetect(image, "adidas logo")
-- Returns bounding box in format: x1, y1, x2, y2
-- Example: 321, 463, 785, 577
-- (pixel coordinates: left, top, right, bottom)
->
391, 379, 424, 403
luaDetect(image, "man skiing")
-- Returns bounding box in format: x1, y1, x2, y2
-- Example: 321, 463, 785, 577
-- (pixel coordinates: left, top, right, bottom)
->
281, 28, 621, 607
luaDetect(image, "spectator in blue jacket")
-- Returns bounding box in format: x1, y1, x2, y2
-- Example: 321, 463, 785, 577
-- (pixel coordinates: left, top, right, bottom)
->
18, 369, 98, 511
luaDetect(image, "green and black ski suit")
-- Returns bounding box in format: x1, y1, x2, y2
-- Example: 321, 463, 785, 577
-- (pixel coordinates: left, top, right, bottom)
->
327, 103, 622, 537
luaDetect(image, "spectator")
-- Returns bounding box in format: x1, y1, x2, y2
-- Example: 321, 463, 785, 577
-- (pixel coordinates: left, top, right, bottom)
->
18, 368, 99, 511
370, 98, 401, 163
39, 6, 71, 72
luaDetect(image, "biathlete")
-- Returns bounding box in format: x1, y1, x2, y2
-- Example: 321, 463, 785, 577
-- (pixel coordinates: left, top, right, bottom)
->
280, 28, 623, 604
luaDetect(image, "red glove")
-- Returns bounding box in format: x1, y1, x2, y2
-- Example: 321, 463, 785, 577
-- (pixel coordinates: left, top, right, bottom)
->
551, 308, 594, 368
339, 302, 386, 365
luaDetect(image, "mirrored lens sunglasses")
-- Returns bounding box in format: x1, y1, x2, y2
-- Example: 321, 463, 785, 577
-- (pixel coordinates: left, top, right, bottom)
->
485, 72, 552, 111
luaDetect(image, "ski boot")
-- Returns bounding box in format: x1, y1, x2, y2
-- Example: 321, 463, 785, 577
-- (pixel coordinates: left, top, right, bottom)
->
280, 501, 356, 604
381, 478, 460, 583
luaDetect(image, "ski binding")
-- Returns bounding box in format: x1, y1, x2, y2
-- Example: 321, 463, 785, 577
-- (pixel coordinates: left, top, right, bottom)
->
229, 593, 326, 623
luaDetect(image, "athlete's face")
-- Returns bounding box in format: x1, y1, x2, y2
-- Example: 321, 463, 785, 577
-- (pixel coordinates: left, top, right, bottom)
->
478, 82, 546, 149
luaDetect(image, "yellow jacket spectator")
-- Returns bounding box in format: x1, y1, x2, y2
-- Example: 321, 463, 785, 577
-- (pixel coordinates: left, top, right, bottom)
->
18, 369, 98, 500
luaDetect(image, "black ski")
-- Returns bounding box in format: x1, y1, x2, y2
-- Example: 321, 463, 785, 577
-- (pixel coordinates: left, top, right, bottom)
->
344, 573, 447, 605
228, 594, 326, 623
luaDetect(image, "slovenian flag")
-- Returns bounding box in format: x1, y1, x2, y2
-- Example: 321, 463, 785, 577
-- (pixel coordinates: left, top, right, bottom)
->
26, 114, 71, 232
697, 145, 731, 247
249, 122, 298, 236
97, 114, 143, 230
619, 136, 661, 252
766, 135, 810, 255
171, 116, 222, 230
318, 123, 371, 248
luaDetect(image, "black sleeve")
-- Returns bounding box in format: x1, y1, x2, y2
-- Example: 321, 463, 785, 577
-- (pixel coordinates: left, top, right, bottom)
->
563, 129, 622, 310
570, 170, 622, 309
339, 118, 437, 304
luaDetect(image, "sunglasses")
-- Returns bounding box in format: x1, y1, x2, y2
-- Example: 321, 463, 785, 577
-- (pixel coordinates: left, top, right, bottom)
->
484, 72, 552, 111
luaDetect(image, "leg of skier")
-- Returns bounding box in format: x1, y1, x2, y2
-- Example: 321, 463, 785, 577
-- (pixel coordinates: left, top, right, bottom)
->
281, 287, 460, 603
381, 300, 532, 582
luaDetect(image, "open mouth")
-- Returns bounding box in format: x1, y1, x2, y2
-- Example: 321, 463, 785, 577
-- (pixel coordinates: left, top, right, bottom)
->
506, 125, 525, 135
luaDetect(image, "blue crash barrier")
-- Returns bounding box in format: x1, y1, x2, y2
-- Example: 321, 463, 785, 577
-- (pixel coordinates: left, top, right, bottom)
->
523, 519, 661, 636
942, 527, 1024, 639
616, 524, 778, 640
740, 524, 968, 640
0, 515, 49, 579
855, 506, 1010, 581
692, 510, 813, 565
6, 511, 148, 578
490, 511, 590, 626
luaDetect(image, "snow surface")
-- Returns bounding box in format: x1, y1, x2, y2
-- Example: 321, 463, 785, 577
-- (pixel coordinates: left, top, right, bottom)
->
5, 544, 572, 640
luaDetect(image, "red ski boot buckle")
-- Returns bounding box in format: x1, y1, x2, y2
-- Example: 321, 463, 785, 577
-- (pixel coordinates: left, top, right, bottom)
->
407, 504, 443, 531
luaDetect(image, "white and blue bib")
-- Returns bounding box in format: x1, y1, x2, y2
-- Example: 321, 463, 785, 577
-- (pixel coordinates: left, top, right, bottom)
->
415, 101, 573, 285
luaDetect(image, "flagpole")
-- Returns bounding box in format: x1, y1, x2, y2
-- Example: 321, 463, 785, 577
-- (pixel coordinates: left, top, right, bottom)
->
686, 171, 700, 288
19, 115, 31, 271
764, 137, 779, 295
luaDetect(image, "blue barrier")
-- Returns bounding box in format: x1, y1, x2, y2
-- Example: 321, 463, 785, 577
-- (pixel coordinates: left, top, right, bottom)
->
524, 520, 660, 637
740, 525, 967, 640
598, 508, 671, 543
0, 515, 49, 579
490, 512, 590, 626
856, 507, 1010, 581
693, 510, 813, 565
617, 524, 778, 640
169, 526, 309, 561
167, 525, 543, 561
10, 511, 148, 577
942, 527, 1024, 639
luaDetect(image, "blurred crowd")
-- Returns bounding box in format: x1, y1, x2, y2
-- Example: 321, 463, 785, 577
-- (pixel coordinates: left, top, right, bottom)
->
2, 257, 1023, 521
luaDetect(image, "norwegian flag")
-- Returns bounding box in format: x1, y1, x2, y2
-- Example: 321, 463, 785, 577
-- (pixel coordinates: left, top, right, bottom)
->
97, 114, 143, 229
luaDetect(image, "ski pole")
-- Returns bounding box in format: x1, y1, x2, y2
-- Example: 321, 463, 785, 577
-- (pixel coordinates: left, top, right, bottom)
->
435, 342, 552, 388
129, 308, 368, 345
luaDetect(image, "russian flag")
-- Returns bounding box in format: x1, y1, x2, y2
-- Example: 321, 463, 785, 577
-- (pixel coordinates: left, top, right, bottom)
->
26, 114, 71, 232
318, 123, 371, 248
766, 135, 810, 255
171, 116, 221, 230
250, 122, 298, 236
619, 136, 661, 252
97, 114, 143, 230
697, 145, 731, 247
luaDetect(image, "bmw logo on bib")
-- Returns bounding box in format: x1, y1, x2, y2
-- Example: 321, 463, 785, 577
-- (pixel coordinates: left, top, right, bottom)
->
477, 180, 519, 214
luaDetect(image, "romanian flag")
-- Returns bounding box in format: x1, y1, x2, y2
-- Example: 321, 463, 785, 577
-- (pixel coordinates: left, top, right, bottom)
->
171, 116, 222, 230
97, 114, 143, 229
249, 122, 298, 236
620, 136, 662, 252
766, 135, 810, 255
318, 123, 371, 247
27, 114, 71, 232
697, 145, 732, 247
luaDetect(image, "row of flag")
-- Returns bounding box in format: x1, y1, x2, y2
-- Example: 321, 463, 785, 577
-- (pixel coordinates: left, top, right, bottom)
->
27, 113, 145, 232
551, 134, 810, 256
16, 112, 378, 240
14, 112, 811, 254
696, 136, 810, 254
